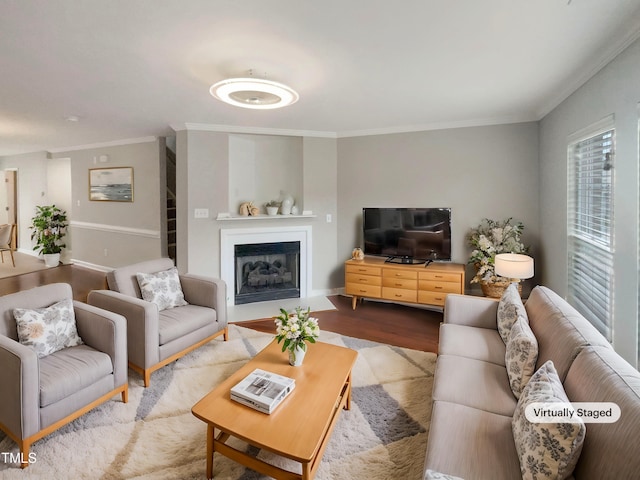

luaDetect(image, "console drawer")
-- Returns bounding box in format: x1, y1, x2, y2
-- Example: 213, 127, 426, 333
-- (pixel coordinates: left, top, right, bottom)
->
346, 283, 381, 298
382, 287, 417, 303
418, 280, 460, 293
419, 271, 461, 284
382, 277, 417, 289
383, 269, 418, 280
418, 291, 448, 306
346, 264, 382, 276
346, 273, 382, 286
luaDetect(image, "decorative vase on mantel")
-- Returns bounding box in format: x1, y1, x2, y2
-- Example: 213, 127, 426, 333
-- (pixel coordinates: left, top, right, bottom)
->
280, 193, 294, 215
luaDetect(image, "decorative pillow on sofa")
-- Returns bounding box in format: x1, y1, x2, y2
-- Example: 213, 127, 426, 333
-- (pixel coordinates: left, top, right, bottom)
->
497, 282, 528, 344
13, 298, 83, 358
512, 360, 586, 480
506, 315, 539, 398
136, 266, 188, 311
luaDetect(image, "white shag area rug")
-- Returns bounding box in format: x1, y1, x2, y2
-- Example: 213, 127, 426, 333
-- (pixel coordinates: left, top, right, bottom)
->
0, 325, 436, 479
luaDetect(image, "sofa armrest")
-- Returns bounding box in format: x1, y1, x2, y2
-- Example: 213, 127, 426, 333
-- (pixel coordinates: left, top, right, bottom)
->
0, 335, 40, 440
87, 290, 160, 369
443, 294, 498, 330
180, 274, 227, 327
73, 301, 128, 388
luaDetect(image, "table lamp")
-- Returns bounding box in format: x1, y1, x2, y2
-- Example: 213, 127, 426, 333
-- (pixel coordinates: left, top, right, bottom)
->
494, 253, 534, 284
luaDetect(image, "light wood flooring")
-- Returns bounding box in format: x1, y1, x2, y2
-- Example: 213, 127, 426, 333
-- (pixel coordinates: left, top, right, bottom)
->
0, 264, 442, 353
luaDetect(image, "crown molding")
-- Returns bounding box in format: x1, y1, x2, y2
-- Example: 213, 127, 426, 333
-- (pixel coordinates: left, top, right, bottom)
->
170, 122, 337, 138
47, 136, 158, 153
536, 20, 640, 120
335, 114, 537, 138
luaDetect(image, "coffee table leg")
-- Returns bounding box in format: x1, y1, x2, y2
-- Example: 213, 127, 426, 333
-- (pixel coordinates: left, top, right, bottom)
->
207, 424, 214, 479
345, 372, 352, 410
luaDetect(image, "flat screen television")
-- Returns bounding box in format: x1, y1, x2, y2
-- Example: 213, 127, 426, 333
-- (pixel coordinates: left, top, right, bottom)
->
362, 207, 452, 263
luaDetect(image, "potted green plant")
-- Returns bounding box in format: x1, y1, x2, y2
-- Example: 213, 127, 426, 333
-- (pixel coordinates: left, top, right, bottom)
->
467, 217, 528, 297
265, 200, 280, 216
29, 205, 68, 267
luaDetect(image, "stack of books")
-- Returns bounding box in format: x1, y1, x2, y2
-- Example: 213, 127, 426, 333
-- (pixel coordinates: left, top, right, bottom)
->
230, 369, 296, 414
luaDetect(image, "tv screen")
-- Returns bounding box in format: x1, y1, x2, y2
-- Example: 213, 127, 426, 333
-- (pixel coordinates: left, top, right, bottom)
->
363, 207, 452, 263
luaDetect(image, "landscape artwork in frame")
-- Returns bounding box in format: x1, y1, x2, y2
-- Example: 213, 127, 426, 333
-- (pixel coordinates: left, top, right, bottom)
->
89, 167, 134, 202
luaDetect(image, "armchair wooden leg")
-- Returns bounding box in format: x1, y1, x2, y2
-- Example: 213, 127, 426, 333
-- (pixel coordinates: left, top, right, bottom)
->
223, 327, 229, 341
20, 441, 30, 469
121, 385, 129, 403
143, 370, 151, 388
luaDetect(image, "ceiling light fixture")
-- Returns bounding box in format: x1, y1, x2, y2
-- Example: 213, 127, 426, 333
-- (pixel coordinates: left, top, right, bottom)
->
209, 74, 299, 110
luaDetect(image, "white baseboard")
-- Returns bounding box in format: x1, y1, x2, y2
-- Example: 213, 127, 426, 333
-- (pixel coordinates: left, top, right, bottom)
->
70, 259, 112, 272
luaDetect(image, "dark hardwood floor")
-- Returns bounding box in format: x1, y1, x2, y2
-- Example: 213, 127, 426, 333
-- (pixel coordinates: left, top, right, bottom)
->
239, 295, 441, 353
0, 265, 441, 353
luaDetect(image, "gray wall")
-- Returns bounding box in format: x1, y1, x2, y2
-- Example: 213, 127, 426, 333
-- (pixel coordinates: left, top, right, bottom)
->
539, 37, 640, 366
51, 139, 164, 267
176, 129, 338, 296
336, 123, 540, 291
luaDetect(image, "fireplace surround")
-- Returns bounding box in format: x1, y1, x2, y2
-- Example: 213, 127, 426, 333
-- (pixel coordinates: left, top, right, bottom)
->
220, 226, 312, 306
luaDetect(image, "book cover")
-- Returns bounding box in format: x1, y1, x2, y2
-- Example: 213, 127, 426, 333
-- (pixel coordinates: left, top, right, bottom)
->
230, 368, 296, 414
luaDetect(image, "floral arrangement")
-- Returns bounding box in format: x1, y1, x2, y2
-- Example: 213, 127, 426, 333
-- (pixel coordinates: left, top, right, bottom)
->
467, 217, 528, 284
274, 306, 320, 354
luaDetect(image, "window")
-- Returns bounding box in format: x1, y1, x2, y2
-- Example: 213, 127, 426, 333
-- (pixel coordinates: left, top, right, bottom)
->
567, 117, 615, 341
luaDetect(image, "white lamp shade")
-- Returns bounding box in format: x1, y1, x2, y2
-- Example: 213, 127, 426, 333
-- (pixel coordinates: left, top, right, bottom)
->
494, 253, 534, 279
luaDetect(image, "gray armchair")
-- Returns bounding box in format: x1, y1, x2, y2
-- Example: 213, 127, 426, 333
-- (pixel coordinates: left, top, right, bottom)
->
0, 283, 128, 468
87, 258, 228, 387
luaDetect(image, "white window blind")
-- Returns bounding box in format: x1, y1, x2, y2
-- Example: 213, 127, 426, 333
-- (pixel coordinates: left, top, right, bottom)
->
567, 120, 615, 341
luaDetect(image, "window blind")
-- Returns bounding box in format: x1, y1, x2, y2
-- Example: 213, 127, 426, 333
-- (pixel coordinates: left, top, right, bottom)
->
567, 125, 615, 341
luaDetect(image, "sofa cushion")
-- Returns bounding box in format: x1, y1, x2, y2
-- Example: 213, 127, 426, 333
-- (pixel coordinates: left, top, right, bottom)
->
424, 401, 521, 480
424, 470, 465, 480
525, 286, 612, 382
137, 267, 188, 311
505, 316, 538, 398
39, 344, 113, 407
158, 304, 216, 345
512, 360, 585, 480
564, 346, 640, 479
14, 298, 83, 358
432, 354, 517, 416
497, 283, 527, 344
439, 323, 506, 366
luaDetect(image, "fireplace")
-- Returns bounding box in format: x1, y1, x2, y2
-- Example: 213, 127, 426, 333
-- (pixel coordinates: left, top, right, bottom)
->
234, 241, 300, 305
220, 226, 312, 306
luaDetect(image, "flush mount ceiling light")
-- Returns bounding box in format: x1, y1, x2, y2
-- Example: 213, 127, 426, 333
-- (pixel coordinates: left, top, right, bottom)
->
209, 76, 299, 110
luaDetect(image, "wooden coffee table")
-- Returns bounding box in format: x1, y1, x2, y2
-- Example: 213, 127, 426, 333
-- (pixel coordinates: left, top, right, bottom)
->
192, 339, 358, 480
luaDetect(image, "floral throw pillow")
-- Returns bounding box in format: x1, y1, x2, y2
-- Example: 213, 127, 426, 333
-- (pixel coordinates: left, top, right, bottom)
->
13, 298, 83, 358
512, 361, 586, 480
506, 315, 539, 398
497, 282, 528, 344
136, 267, 188, 311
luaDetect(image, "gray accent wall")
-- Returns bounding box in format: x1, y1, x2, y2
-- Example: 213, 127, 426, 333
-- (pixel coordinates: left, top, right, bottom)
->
539, 37, 640, 366
51, 139, 164, 267
176, 129, 338, 297
336, 123, 540, 291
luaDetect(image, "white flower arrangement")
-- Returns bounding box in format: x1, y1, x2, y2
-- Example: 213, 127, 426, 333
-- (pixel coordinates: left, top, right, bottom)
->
274, 306, 320, 353
467, 218, 528, 284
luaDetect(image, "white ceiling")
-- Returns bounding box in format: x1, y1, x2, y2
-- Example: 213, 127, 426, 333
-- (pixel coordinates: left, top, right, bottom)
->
2, 0, 640, 156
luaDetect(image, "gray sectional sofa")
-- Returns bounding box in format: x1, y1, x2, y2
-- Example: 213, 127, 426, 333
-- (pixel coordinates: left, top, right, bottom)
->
424, 285, 640, 480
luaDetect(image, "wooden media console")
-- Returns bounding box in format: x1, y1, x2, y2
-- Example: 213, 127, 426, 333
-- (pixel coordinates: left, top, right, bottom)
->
345, 256, 465, 309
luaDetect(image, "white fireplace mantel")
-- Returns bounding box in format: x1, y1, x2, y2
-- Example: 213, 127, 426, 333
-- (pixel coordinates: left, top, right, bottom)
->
220, 225, 312, 306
